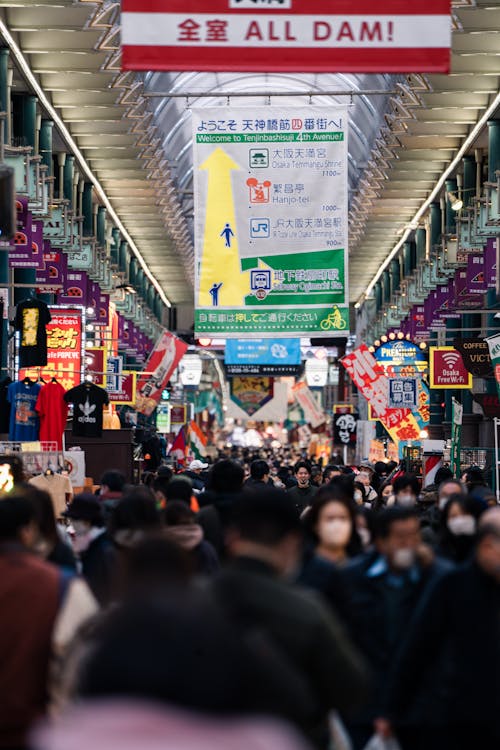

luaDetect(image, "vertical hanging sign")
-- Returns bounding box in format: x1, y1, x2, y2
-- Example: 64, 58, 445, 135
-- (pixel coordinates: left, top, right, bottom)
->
450, 398, 463, 478
193, 106, 348, 338
486, 333, 500, 403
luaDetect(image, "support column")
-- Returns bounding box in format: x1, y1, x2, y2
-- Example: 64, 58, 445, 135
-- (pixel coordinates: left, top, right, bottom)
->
129, 256, 138, 287
82, 182, 93, 236
415, 227, 426, 267
462, 155, 475, 208
110, 228, 120, 266
39, 120, 54, 175
445, 178, 458, 235
0, 48, 9, 145
487, 120, 500, 183
119, 241, 129, 279
382, 269, 391, 303
374, 280, 382, 313
390, 259, 400, 294
403, 241, 416, 276
97, 206, 106, 247
63, 154, 74, 204
430, 203, 441, 251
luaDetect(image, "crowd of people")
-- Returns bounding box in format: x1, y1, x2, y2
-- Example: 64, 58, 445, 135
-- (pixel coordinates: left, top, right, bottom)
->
0, 450, 499, 750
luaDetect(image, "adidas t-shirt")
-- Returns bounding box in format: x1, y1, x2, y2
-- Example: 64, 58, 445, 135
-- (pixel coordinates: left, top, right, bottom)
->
64, 384, 109, 438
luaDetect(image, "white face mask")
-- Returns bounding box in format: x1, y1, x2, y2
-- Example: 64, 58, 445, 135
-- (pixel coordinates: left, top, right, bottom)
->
447, 515, 476, 536
319, 519, 352, 548
354, 490, 363, 504
358, 527, 371, 549
397, 494, 416, 508
392, 548, 416, 570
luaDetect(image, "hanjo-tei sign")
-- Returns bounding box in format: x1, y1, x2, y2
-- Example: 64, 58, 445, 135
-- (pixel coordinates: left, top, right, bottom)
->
121, 0, 451, 74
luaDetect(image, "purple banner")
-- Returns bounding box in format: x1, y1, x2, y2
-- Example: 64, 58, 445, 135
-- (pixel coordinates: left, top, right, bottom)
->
59, 270, 89, 306
31, 220, 44, 270
117, 313, 125, 347
15, 196, 29, 226
96, 291, 110, 327
467, 253, 487, 295
8, 211, 33, 269
485, 238, 497, 289
453, 268, 481, 310
36, 243, 67, 292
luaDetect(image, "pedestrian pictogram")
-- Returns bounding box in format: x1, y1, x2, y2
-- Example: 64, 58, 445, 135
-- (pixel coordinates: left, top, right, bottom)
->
220, 222, 235, 247
209, 282, 223, 306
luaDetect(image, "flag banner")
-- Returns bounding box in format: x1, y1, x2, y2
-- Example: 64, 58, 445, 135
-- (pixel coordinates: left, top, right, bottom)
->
189, 420, 208, 459
341, 344, 421, 444
122, 0, 451, 74
230, 376, 274, 416
450, 398, 463, 478
333, 411, 357, 446
135, 331, 188, 416
169, 426, 188, 465
59, 270, 89, 306
292, 381, 326, 428
486, 333, 500, 403
193, 106, 349, 338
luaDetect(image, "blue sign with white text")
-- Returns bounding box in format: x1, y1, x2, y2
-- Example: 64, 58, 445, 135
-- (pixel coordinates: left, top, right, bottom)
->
225, 338, 301, 366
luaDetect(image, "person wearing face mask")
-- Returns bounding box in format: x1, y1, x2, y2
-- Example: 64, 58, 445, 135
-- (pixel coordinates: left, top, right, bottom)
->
20, 484, 76, 571
356, 471, 378, 505
340, 507, 451, 750
64, 494, 116, 606
382, 507, 500, 750
392, 474, 420, 508
436, 494, 479, 564
373, 482, 395, 512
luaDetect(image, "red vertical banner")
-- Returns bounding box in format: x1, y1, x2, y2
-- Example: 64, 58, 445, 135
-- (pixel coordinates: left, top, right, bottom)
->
135, 331, 188, 416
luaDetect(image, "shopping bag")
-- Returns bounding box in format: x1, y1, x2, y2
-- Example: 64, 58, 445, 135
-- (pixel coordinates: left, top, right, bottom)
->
362, 735, 402, 750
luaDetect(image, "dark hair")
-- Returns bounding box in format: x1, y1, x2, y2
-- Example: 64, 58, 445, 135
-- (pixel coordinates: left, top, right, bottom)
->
294, 460, 311, 475
438, 479, 463, 496
100, 470, 126, 493
433, 467, 454, 487
323, 465, 340, 482
206, 459, 244, 494
231, 489, 302, 546
304, 486, 362, 556
374, 480, 394, 512
465, 466, 486, 488
118, 536, 194, 593
353, 481, 367, 503
250, 459, 269, 481
109, 488, 162, 536
156, 465, 173, 482
0, 496, 34, 541
393, 474, 420, 497
374, 461, 389, 475
373, 506, 419, 539
17, 484, 58, 547
165, 478, 192, 504
164, 500, 195, 527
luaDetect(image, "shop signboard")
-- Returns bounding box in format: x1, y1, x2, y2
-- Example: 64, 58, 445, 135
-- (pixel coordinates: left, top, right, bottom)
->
36, 242, 67, 294
486, 333, 500, 403
135, 330, 188, 416
466, 253, 487, 295
107, 372, 137, 406
333, 411, 357, 446
193, 105, 349, 338
374, 339, 426, 369
225, 337, 301, 375
292, 381, 326, 428
453, 338, 493, 378
170, 404, 188, 425
485, 238, 497, 288
453, 268, 482, 310
59, 270, 89, 306
429, 346, 473, 389
121, 0, 451, 74
341, 344, 421, 443
230, 376, 274, 416
19, 307, 83, 392
388, 377, 418, 409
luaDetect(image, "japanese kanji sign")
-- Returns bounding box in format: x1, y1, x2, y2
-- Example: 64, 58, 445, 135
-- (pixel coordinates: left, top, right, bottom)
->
341, 344, 421, 445
193, 106, 349, 338
388, 377, 418, 410
20, 307, 83, 392
121, 0, 451, 74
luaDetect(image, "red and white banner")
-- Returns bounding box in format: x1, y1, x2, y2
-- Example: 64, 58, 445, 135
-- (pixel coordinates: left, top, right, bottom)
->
429, 347, 473, 390
341, 344, 420, 443
121, 0, 451, 74
135, 331, 188, 416
292, 381, 326, 428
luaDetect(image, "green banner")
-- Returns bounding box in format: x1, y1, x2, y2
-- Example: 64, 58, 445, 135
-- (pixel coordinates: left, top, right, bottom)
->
486, 333, 500, 402
195, 304, 348, 336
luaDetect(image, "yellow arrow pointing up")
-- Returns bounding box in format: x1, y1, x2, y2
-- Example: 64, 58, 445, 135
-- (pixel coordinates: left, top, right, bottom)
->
198, 147, 250, 307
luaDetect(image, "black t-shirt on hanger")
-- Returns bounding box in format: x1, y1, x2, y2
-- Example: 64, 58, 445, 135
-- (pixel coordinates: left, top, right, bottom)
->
64, 383, 109, 438
14, 298, 52, 368
0, 376, 12, 434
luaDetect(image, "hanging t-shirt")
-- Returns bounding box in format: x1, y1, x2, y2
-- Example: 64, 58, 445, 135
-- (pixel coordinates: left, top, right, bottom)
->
35, 381, 68, 450
14, 298, 52, 368
7, 380, 42, 441
29, 473, 73, 517
0, 376, 12, 434
64, 383, 109, 438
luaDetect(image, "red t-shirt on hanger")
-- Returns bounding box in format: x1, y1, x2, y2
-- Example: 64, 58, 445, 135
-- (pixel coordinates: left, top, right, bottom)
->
35, 381, 68, 450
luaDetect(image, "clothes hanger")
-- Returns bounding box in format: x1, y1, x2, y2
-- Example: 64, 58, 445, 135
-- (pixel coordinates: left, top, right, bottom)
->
22, 376, 33, 386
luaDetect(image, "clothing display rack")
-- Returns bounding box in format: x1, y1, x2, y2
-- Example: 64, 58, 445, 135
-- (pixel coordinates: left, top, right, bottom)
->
0, 441, 65, 476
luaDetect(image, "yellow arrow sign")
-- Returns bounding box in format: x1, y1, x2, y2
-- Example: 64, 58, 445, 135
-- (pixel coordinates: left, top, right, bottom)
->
198, 147, 250, 307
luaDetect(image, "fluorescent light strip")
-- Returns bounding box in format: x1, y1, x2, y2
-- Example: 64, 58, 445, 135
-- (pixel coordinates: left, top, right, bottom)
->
361, 89, 500, 304
0, 18, 171, 309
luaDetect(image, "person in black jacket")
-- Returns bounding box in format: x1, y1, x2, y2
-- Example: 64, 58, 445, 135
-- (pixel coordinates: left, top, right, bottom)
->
197, 459, 244, 558
436, 494, 478, 564
244, 459, 271, 490
164, 500, 219, 575
382, 507, 500, 750
211, 488, 369, 748
287, 460, 318, 515
64, 494, 116, 605
20, 484, 77, 571
339, 506, 451, 750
